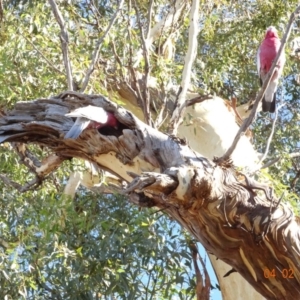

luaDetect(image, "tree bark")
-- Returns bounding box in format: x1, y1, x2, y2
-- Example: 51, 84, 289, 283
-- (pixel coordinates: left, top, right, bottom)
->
0, 92, 299, 300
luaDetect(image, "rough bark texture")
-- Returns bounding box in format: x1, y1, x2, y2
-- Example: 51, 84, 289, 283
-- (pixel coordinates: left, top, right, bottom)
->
0, 92, 299, 300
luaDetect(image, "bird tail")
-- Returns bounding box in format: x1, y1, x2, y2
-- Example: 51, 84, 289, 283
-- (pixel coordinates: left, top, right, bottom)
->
262, 94, 276, 113
262, 80, 278, 113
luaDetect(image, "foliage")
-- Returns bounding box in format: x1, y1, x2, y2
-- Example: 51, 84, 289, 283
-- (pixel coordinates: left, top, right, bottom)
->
0, 179, 198, 299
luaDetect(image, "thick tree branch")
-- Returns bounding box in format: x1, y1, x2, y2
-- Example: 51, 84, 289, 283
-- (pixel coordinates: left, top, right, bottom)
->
1, 92, 300, 299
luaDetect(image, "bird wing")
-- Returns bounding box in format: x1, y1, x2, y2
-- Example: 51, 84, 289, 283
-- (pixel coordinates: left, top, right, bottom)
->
256, 46, 261, 77
65, 106, 109, 124
64, 118, 91, 139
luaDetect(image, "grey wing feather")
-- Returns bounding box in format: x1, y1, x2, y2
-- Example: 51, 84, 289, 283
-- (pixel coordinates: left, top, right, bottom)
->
256, 46, 261, 76
65, 118, 90, 139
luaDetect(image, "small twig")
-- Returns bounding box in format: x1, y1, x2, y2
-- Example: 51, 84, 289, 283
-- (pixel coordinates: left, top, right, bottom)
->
290, 169, 300, 191
260, 151, 300, 170
0, 173, 23, 190
128, 64, 145, 109
217, 6, 300, 164
154, 94, 167, 129
24, 36, 65, 75
13, 143, 41, 173
89, 0, 102, 21
260, 157, 281, 169
0, 174, 42, 193
80, 0, 125, 92
111, 40, 126, 82
231, 97, 243, 124
48, 0, 73, 90
258, 105, 279, 165
185, 95, 213, 107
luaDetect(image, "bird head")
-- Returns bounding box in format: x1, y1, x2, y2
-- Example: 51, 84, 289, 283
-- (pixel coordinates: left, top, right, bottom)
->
265, 26, 279, 39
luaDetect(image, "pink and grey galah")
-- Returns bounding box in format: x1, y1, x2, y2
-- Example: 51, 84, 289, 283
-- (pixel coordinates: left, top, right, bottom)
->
65, 105, 118, 139
257, 26, 285, 113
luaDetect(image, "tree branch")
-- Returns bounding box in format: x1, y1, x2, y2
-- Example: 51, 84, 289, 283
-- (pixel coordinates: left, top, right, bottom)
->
189, 240, 210, 300
80, 0, 125, 92
24, 36, 65, 75
185, 95, 213, 107
133, 1, 152, 125
1, 92, 300, 299
48, 0, 73, 90
169, 0, 199, 134
257, 106, 279, 165
133, 0, 187, 67
260, 151, 300, 169
0, 0, 3, 23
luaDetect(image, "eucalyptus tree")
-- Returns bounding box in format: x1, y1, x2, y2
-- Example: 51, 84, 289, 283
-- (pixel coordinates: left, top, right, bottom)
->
1, 0, 300, 299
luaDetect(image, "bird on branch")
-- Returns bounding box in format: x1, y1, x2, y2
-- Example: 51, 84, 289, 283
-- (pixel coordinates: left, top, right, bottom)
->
64, 106, 120, 139
257, 26, 285, 113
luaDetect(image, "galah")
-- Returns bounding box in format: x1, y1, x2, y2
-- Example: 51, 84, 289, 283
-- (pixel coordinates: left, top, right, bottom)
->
65, 105, 118, 139
257, 26, 285, 113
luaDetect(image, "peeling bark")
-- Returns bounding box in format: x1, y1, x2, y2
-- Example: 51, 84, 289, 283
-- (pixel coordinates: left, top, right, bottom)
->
0, 92, 300, 300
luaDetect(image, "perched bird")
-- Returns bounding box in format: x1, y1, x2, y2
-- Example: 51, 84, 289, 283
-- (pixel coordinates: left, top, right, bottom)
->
257, 26, 285, 113
65, 105, 119, 139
